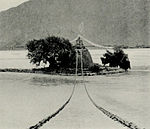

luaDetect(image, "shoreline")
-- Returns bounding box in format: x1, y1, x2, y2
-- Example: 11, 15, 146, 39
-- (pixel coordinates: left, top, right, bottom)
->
0, 67, 125, 76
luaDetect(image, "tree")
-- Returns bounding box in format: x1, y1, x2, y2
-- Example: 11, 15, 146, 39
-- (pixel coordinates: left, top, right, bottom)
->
26, 36, 76, 69
101, 47, 131, 70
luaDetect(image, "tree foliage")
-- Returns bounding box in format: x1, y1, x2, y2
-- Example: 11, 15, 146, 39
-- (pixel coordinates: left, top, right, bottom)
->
26, 36, 76, 69
101, 47, 131, 70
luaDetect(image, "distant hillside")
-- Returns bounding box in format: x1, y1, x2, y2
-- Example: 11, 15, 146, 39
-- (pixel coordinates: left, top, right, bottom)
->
0, 0, 150, 50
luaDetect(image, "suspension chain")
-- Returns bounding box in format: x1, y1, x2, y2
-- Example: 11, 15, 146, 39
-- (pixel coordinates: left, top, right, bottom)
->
28, 50, 79, 129
29, 84, 75, 129
79, 48, 145, 129
84, 85, 144, 129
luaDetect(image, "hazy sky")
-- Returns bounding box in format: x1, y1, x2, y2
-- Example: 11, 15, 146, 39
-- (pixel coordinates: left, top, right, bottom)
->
0, 0, 29, 12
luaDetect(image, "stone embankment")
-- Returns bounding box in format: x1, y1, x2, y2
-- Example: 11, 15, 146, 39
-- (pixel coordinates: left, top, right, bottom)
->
0, 67, 125, 76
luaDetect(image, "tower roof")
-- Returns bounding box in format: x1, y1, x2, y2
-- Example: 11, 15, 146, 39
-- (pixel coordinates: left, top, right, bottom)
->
70, 34, 113, 49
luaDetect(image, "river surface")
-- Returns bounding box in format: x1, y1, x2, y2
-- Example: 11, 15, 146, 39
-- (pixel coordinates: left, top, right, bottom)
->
0, 48, 150, 129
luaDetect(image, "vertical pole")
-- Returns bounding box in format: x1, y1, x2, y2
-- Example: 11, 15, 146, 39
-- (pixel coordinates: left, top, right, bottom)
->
75, 50, 78, 77
80, 49, 84, 76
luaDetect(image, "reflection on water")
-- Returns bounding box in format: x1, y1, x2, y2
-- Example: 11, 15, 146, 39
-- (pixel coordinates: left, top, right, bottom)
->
30, 76, 82, 87
0, 72, 79, 87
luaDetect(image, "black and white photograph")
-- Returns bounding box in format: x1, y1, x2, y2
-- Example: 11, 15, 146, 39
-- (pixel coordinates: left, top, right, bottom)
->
0, 0, 150, 129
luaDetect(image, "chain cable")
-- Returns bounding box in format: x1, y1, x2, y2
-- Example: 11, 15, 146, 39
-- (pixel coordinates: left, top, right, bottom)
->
28, 51, 79, 129
79, 48, 145, 129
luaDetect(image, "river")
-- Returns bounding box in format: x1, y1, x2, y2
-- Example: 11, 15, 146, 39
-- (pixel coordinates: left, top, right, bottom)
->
0, 48, 150, 129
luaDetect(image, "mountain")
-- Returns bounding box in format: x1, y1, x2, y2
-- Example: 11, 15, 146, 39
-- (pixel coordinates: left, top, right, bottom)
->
0, 0, 150, 49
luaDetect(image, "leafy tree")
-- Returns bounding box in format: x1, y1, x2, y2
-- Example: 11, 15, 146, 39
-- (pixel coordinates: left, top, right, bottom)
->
101, 47, 131, 70
26, 36, 76, 69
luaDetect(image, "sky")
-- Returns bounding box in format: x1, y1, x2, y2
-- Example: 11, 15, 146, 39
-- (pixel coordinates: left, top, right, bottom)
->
0, 0, 29, 12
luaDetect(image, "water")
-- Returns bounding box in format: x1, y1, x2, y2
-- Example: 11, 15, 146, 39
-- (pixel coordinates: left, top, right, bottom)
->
0, 48, 150, 70
0, 48, 150, 129
89, 48, 150, 71
0, 50, 33, 69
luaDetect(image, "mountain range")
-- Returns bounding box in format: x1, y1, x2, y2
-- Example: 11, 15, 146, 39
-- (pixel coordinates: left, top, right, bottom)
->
0, 0, 150, 49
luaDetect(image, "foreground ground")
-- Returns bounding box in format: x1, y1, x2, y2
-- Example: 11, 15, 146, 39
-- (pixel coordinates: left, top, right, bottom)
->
0, 71, 149, 129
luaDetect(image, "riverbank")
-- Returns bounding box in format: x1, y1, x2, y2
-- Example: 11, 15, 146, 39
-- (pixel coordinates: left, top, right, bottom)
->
0, 67, 125, 76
